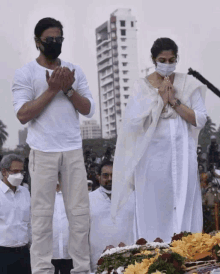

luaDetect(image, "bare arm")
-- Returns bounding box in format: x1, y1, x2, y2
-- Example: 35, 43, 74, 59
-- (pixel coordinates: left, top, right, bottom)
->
67, 90, 91, 115
169, 100, 196, 126
17, 67, 63, 125
17, 89, 57, 124
167, 77, 196, 126
62, 67, 91, 116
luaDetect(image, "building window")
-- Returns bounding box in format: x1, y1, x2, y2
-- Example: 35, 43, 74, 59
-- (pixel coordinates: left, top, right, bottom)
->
122, 62, 128, 66
131, 21, 134, 27
124, 103, 127, 106
121, 29, 126, 36
124, 95, 129, 99
121, 46, 127, 50
121, 38, 126, 42
123, 79, 129, 83
122, 54, 127, 58
123, 70, 128, 75
124, 87, 129, 91
120, 20, 125, 27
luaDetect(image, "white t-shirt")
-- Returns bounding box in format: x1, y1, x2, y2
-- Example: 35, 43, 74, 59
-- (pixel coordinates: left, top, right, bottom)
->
12, 60, 95, 152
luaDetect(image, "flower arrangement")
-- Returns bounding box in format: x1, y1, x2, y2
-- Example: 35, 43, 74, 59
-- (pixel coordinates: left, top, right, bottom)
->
96, 232, 220, 274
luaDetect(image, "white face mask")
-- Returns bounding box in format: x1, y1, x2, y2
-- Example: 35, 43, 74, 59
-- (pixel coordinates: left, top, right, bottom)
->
7, 173, 24, 187
155, 62, 176, 77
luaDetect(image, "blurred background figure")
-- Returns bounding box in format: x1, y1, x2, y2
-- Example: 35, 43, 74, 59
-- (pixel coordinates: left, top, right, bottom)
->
52, 172, 73, 274
87, 180, 93, 193
207, 135, 220, 171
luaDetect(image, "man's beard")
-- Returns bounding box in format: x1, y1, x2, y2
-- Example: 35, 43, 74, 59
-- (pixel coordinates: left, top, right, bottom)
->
103, 181, 112, 191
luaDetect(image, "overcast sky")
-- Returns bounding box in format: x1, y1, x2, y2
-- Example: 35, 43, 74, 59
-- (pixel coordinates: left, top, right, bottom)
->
1, 0, 220, 149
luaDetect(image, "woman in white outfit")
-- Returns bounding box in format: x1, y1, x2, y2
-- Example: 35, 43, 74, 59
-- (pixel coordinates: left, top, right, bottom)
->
111, 38, 208, 243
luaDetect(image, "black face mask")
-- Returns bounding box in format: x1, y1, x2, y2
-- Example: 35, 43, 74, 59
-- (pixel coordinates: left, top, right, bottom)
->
41, 41, 62, 60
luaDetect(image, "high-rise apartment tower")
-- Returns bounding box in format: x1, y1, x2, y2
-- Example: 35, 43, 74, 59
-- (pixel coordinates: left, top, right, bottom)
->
95, 8, 139, 138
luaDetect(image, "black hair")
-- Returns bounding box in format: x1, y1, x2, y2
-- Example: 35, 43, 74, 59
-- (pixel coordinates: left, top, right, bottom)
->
151, 38, 178, 61
98, 160, 113, 175
34, 17, 63, 49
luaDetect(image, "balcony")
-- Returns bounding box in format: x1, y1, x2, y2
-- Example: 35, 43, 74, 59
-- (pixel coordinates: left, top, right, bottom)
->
114, 68, 119, 73
115, 93, 120, 98
97, 45, 111, 55
115, 98, 121, 106
98, 60, 112, 71
97, 52, 112, 64
116, 109, 121, 115
112, 44, 117, 49
115, 85, 120, 89
114, 77, 119, 81
113, 60, 118, 65
101, 76, 113, 87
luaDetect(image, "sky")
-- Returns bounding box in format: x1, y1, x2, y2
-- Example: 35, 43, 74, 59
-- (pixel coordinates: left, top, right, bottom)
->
1, 0, 220, 149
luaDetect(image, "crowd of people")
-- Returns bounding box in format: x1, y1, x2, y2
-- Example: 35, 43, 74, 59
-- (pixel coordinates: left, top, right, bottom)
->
0, 15, 216, 274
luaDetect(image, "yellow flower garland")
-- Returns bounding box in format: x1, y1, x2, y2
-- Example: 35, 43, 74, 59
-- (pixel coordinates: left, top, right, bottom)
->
124, 249, 160, 274
170, 232, 220, 261
123, 233, 220, 274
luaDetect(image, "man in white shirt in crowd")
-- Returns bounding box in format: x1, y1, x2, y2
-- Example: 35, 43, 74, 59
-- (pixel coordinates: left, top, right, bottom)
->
0, 154, 31, 274
52, 173, 73, 274
12, 17, 95, 274
89, 161, 135, 273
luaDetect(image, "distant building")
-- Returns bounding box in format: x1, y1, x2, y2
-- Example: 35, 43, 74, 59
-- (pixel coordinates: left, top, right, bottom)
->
18, 128, 27, 145
95, 8, 139, 138
80, 120, 102, 140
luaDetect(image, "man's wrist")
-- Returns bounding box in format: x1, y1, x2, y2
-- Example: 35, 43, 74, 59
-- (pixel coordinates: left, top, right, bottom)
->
64, 87, 75, 98
170, 98, 181, 108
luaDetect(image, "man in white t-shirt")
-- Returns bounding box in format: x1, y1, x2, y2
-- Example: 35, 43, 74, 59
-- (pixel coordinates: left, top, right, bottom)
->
12, 17, 95, 274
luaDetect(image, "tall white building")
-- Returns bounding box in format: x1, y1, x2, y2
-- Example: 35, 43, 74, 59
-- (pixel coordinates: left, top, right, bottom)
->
96, 8, 139, 138
80, 120, 102, 140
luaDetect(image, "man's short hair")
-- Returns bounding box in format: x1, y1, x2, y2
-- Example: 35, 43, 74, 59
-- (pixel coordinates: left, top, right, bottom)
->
34, 17, 63, 39
0, 154, 24, 173
98, 160, 113, 175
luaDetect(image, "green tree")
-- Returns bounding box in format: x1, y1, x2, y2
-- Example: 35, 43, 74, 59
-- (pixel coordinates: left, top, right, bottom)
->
0, 120, 8, 148
198, 116, 216, 152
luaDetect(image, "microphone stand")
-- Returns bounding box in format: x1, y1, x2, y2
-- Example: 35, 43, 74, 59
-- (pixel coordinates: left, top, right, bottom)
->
188, 68, 220, 98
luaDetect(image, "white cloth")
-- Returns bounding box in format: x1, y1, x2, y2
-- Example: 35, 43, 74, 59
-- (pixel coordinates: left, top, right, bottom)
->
89, 188, 135, 272
111, 72, 208, 242
52, 191, 71, 259
0, 180, 31, 247
12, 59, 95, 152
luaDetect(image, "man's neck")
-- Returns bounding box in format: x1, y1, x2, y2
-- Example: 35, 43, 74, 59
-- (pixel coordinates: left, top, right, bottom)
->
36, 54, 61, 70
3, 178, 16, 193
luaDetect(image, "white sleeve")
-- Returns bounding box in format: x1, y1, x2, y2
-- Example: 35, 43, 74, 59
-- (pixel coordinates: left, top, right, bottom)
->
12, 69, 34, 115
190, 87, 208, 129
74, 66, 95, 118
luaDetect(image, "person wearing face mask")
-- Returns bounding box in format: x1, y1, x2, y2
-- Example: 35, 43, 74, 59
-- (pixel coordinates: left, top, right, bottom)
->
89, 161, 135, 273
12, 17, 95, 274
111, 37, 208, 243
0, 154, 31, 274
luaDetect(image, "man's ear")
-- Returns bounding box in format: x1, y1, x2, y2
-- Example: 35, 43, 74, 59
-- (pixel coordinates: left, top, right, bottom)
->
1, 168, 6, 177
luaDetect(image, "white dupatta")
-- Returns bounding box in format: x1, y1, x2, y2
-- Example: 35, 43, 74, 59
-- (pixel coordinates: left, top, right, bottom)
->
111, 72, 207, 222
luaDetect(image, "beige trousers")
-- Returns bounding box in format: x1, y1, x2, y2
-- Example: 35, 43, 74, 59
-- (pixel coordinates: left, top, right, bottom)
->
29, 149, 90, 274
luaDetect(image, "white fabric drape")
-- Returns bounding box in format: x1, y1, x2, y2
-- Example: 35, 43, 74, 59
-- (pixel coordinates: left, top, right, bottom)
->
111, 72, 207, 242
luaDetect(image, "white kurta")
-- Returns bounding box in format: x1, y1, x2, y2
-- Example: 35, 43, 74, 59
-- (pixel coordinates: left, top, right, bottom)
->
134, 87, 207, 243
89, 188, 135, 272
111, 73, 208, 244
52, 191, 71, 259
